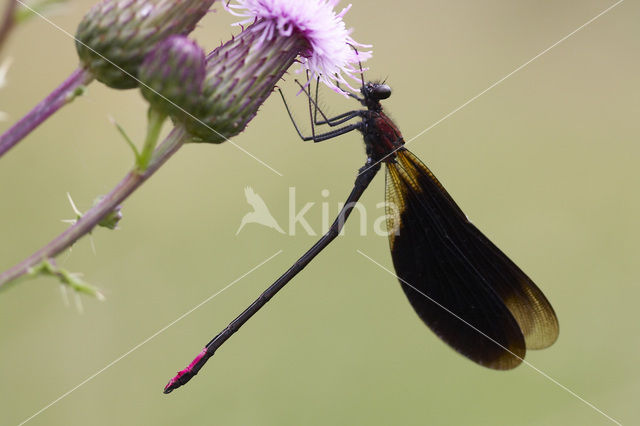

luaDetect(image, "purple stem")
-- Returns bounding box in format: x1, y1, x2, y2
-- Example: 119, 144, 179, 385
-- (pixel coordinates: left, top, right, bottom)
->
0, 126, 188, 289
0, 67, 94, 159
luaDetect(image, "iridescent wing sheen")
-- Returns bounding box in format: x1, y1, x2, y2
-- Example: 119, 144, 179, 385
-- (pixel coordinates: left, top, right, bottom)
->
385, 148, 558, 369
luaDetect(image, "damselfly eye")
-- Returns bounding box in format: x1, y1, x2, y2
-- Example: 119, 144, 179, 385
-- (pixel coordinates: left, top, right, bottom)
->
372, 84, 391, 100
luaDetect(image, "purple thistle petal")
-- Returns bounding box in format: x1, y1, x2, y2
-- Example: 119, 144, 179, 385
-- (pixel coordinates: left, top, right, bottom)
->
225, 0, 372, 95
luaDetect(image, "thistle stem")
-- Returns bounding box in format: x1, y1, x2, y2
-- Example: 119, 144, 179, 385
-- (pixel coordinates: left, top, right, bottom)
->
0, 0, 16, 51
136, 107, 167, 172
0, 125, 188, 290
0, 67, 94, 159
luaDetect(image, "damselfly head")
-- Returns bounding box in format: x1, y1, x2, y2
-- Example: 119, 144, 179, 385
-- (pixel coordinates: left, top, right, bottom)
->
372, 83, 391, 100
360, 82, 391, 110
362, 82, 391, 100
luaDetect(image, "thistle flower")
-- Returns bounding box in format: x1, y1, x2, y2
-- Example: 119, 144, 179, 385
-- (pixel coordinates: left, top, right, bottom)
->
138, 35, 206, 120
75, 0, 215, 89
228, 0, 371, 93
185, 0, 371, 142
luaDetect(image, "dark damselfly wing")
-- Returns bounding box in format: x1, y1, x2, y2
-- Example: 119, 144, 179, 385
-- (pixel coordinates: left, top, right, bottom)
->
385, 148, 559, 369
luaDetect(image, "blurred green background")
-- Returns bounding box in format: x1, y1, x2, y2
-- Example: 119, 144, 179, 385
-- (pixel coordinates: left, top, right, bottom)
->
1, 0, 638, 425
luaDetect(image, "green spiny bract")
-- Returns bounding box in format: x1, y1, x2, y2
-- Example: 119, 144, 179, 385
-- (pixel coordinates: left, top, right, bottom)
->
186, 24, 309, 143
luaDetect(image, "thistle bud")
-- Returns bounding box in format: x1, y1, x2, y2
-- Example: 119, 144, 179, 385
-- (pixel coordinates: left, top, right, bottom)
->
139, 35, 206, 120
185, 0, 371, 143
75, 0, 215, 89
